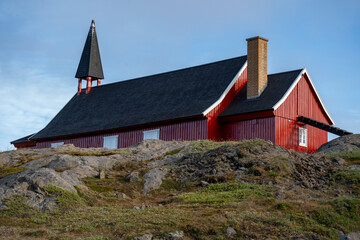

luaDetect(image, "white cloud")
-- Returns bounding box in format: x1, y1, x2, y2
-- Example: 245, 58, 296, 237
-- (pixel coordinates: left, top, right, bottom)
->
0, 64, 74, 151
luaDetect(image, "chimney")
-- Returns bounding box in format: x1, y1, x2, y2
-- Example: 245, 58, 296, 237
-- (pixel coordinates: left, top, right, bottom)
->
246, 36, 268, 98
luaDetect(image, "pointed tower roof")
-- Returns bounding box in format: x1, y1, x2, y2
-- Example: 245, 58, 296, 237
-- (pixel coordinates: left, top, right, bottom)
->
75, 20, 104, 79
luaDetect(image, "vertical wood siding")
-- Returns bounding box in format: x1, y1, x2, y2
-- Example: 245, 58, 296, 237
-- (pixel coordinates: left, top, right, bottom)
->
35, 118, 208, 149
206, 68, 247, 140
274, 75, 329, 152
222, 117, 275, 142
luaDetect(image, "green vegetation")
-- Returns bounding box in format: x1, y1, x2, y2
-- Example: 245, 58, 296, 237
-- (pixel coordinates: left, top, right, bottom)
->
325, 149, 360, 164
61, 148, 133, 157
164, 147, 184, 156
0, 167, 26, 179
44, 185, 85, 210
331, 169, 360, 185
0, 179, 359, 239
177, 182, 273, 203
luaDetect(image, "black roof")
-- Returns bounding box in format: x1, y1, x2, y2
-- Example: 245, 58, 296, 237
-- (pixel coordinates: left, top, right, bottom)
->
11, 134, 35, 144
219, 69, 303, 117
32, 56, 247, 140
75, 20, 104, 79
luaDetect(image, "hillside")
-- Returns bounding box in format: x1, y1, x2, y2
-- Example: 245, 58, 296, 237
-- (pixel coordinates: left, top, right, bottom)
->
0, 138, 359, 240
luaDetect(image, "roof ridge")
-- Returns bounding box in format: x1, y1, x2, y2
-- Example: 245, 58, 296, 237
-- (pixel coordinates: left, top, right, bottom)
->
91, 55, 247, 89
268, 68, 304, 77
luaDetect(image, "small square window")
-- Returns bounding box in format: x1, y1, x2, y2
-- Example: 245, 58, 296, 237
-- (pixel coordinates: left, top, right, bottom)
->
51, 142, 64, 147
299, 127, 307, 147
143, 129, 160, 140
103, 135, 118, 149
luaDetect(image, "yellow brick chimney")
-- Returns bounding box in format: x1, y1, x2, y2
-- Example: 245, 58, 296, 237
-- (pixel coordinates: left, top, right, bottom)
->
246, 36, 268, 98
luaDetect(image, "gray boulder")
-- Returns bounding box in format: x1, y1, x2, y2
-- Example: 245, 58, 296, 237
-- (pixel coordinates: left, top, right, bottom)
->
142, 168, 168, 194
133, 233, 153, 240
337, 232, 360, 240
125, 171, 140, 182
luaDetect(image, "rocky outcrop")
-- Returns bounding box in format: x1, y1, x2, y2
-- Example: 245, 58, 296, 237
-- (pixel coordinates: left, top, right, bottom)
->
337, 232, 360, 240
0, 138, 350, 209
143, 168, 168, 194
317, 134, 360, 153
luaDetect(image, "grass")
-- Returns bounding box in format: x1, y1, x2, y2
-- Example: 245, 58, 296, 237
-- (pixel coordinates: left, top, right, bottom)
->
0, 182, 359, 239
325, 149, 360, 164
0, 167, 26, 179
44, 185, 85, 211
164, 147, 185, 156
177, 181, 273, 204
330, 169, 360, 185
61, 148, 133, 157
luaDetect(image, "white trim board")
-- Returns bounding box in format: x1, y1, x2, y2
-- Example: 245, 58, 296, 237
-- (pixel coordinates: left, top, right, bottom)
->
272, 68, 334, 125
202, 61, 247, 116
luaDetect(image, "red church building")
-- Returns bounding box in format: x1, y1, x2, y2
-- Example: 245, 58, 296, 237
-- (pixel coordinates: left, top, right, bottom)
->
12, 21, 350, 152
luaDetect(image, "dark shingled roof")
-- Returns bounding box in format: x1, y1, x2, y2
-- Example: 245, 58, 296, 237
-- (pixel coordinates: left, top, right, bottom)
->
32, 56, 247, 139
11, 134, 35, 144
75, 20, 104, 79
219, 69, 303, 117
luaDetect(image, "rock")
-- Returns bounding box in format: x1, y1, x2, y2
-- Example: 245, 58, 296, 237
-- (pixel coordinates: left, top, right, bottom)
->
317, 134, 360, 153
99, 169, 106, 179
165, 231, 184, 240
337, 232, 360, 240
275, 192, 283, 199
133, 233, 153, 240
348, 165, 360, 170
332, 157, 346, 166
142, 168, 168, 194
125, 171, 140, 182
226, 227, 236, 238
200, 180, 209, 187
131, 206, 140, 210
116, 192, 128, 199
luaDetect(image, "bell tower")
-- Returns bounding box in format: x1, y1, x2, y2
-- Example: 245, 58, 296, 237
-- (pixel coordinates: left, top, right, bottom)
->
75, 20, 104, 95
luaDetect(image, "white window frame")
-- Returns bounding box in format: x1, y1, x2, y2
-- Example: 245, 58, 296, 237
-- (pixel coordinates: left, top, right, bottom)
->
299, 127, 307, 147
103, 135, 118, 149
143, 129, 160, 140
51, 142, 64, 147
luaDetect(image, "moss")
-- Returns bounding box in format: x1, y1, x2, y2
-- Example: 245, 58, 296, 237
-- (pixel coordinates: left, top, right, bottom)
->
1, 195, 48, 223
331, 169, 360, 185
112, 161, 144, 172
189, 140, 230, 153
62, 148, 133, 157
164, 147, 185, 156
45, 185, 85, 210
177, 182, 273, 203
311, 197, 360, 233
325, 149, 360, 164
274, 201, 293, 210
0, 167, 26, 179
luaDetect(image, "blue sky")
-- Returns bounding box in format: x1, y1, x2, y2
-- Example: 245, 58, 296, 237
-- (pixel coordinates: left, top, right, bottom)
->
0, 0, 359, 150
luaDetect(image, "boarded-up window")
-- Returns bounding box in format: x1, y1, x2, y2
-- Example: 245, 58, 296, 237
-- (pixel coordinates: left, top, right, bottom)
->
103, 135, 118, 149
143, 129, 160, 140
51, 142, 64, 147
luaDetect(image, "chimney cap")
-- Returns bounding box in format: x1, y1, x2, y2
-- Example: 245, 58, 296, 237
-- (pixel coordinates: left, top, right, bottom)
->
246, 36, 269, 42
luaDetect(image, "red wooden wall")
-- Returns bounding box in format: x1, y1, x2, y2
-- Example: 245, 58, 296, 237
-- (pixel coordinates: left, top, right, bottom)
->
206, 68, 247, 140
222, 117, 275, 142
35, 118, 207, 149
274, 74, 330, 152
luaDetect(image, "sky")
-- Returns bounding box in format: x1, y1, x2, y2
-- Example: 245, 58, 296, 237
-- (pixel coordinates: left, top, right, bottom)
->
0, 0, 359, 151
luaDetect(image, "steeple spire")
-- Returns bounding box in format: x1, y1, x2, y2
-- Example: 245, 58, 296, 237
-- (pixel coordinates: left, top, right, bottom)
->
76, 20, 104, 94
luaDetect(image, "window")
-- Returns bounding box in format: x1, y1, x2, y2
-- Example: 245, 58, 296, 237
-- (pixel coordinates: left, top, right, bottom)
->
299, 127, 307, 147
51, 142, 64, 147
103, 135, 118, 149
143, 129, 160, 140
